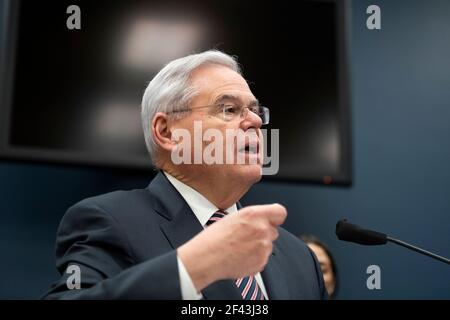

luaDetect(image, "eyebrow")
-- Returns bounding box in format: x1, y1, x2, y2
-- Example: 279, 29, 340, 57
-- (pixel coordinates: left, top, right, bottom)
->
213, 94, 259, 107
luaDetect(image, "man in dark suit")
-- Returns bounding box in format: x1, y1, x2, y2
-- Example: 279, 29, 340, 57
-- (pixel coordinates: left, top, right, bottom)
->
44, 50, 327, 300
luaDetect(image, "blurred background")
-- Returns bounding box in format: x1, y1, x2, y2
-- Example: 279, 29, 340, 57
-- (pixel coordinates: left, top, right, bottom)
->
0, 0, 449, 299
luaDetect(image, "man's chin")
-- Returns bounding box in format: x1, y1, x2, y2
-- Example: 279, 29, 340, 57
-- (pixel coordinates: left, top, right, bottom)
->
200, 163, 262, 185
236, 163, 263, 184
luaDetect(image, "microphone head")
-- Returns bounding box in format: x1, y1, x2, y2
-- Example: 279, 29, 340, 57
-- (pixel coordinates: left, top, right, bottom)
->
336, 219, 387, 245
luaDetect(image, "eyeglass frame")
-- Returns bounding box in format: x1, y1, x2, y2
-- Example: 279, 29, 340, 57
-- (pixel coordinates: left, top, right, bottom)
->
166, 103, 270, 125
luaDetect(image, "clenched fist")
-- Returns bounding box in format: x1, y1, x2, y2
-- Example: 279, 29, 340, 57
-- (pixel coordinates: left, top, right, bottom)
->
177, 203, 287, 292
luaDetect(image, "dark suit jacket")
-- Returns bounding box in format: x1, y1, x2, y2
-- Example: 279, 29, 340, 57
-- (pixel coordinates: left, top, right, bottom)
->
44, 171, 327, 299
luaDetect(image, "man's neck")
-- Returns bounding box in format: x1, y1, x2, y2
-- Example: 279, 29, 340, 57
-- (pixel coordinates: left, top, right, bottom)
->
162, 167, 248, 210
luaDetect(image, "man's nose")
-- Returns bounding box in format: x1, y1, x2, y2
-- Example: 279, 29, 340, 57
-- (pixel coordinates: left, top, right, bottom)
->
241, 108, 262, 130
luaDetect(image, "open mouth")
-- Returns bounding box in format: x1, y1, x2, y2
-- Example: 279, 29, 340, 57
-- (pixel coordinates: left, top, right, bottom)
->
239, 141, 259, 154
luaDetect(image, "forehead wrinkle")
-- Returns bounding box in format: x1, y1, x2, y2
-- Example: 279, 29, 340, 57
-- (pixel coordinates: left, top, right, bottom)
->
212, 95, 260, 108
208, 86, 257, 106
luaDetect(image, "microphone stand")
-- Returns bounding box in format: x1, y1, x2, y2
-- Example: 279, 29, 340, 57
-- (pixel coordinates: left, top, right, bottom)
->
387, 236, 450, 265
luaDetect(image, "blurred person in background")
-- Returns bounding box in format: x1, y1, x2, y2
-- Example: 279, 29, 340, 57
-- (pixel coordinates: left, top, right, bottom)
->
301, 234, 338, 299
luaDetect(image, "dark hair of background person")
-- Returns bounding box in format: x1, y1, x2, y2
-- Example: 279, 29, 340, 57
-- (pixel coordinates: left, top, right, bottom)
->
300, 234, 339, 299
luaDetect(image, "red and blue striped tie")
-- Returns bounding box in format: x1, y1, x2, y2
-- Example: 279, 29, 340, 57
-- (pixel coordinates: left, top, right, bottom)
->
206, 210, 266, 300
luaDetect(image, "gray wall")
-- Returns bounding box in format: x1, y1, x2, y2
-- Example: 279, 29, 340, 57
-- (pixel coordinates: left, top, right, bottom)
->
1, 0, 449, 299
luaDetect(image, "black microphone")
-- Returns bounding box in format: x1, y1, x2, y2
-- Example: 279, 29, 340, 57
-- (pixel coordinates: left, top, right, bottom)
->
336, 219, 450, 265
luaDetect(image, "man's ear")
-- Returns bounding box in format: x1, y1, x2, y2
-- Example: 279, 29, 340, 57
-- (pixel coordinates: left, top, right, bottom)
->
152, 112, 176, 152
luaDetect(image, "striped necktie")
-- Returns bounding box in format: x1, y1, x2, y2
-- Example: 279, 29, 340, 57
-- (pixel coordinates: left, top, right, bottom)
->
205, 210, 266, 300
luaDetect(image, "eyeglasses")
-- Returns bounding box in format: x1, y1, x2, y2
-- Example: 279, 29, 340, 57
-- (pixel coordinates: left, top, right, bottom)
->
168, 103, 270, 125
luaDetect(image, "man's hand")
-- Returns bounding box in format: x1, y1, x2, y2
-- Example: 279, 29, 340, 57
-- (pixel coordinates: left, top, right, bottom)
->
177, 203, 287, 292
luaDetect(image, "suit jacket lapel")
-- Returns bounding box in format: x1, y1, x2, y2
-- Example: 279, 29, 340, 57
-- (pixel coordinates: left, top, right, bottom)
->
149, 172, 242, 300
260, 242, 291, 300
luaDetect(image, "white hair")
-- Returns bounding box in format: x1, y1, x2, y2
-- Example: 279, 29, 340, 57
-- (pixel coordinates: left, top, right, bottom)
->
141, 50, 241, 162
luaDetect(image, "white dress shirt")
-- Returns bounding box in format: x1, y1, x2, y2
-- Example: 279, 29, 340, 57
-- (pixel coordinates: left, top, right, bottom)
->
164, 171, 269, 300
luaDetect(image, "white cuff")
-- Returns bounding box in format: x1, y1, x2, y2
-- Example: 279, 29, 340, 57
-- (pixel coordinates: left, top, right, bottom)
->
177, 256, 203, 300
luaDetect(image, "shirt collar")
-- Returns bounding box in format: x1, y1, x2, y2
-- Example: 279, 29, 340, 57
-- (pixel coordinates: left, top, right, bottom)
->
163, 171, 237, 227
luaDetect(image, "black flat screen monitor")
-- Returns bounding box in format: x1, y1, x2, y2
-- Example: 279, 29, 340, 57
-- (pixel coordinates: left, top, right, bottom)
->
0, 0, 351, 185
